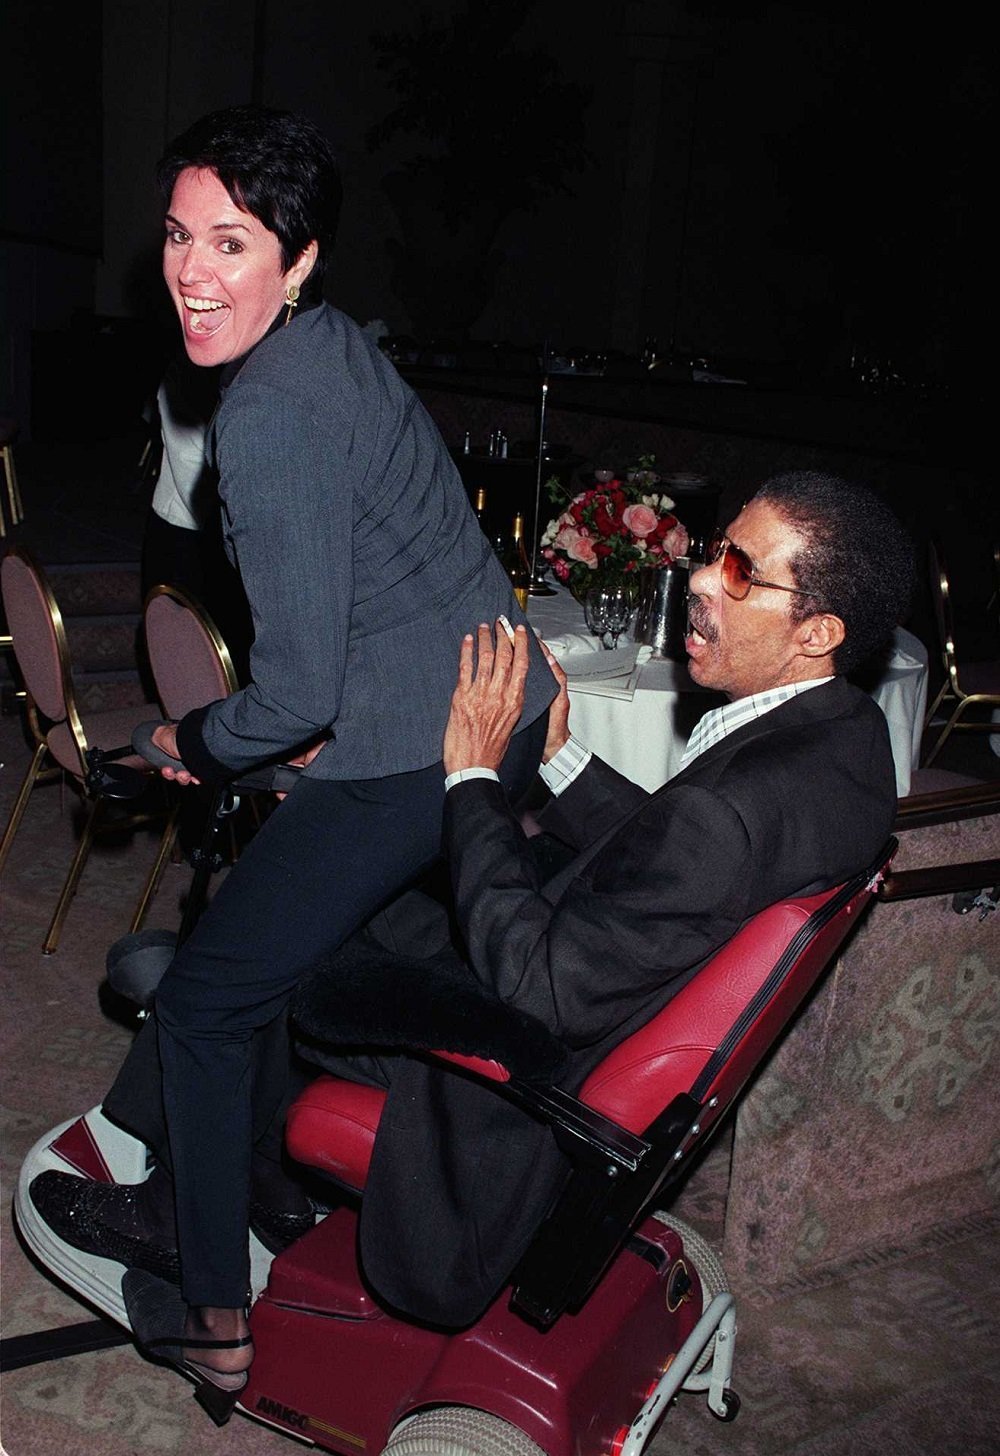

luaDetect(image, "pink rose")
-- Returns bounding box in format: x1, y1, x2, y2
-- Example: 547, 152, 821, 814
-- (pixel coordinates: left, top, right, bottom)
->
554, 524, 586, 553
551, 557, 570, 582
622, 503, 659, 540
660, 523, 690, 560
567, 535, 599, 566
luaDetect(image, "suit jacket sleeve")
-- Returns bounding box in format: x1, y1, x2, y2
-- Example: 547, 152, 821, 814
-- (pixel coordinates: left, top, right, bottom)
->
444, 774, 753, 1051
536, 749, 650, 849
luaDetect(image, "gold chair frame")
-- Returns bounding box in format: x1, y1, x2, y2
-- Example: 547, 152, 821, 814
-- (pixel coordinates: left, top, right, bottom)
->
921, 539, 1000, 768
0, 429, 26, 539
0, 546, 177, 954
141, 581, 262, 874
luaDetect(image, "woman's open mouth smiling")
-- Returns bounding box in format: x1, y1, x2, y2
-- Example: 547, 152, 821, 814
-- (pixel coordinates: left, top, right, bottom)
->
182, 296, 230, 334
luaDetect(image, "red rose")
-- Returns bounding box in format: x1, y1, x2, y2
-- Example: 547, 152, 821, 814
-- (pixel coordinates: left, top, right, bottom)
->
593, 494, 622, 537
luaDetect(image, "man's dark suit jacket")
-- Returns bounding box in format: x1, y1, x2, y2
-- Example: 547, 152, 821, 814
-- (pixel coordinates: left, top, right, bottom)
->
352, 676, 898, 1326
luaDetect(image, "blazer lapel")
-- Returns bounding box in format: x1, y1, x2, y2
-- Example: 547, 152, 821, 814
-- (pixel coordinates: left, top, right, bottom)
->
540, 679, 849, 905
667, 677, 848, 785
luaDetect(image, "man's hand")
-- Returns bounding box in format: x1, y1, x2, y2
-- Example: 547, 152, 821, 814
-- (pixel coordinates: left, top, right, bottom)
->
540, 644, 571, 763
443, 621, 529, 775
150, 722, 200, 786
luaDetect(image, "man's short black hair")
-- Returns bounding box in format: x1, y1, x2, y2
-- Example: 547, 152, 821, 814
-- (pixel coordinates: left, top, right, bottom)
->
157, 104, 342, 301
754, 471, 915, 675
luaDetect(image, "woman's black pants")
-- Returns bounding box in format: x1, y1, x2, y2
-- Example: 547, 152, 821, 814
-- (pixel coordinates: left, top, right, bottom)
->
153, 720, 545, 1308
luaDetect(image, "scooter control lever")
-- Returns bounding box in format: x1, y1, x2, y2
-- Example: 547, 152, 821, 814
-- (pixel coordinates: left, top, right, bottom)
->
130, 721, 303, 795
131, 720, 182, 771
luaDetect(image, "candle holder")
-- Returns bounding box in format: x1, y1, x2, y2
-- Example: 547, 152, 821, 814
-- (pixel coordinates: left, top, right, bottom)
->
528, 374, 557, 597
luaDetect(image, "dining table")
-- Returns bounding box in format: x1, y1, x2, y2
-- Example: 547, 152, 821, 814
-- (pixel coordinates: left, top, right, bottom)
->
524, 580, 929, 798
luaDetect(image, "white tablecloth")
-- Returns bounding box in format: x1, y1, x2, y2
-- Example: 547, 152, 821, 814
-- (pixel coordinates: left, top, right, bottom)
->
524, 587, 928, 797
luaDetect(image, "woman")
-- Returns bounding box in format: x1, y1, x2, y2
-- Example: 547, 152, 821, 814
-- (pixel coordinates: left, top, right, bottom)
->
87, 105, 554, 1409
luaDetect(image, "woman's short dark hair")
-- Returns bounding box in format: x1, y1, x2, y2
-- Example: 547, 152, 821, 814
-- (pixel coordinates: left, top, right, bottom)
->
157, 104, 342, 299
754, 471, 915, 675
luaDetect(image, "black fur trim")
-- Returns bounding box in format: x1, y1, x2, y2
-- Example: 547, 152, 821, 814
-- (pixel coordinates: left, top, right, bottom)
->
291, 938, 567, 1084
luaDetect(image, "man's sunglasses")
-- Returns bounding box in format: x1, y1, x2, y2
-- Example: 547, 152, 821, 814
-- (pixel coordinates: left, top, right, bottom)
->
707, 532, 814, 602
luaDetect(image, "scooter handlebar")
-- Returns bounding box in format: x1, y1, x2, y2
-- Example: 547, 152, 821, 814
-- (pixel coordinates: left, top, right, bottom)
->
131, 720, 182, 771
130, 721, 302, 795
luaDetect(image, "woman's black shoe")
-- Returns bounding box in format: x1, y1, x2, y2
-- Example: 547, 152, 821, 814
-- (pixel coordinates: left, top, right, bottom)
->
122, 1269, 252, 1427
28, 1171, 181, 1284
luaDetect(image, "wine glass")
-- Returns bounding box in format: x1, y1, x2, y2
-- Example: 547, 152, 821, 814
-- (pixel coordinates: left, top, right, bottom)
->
584, 581, 635, 650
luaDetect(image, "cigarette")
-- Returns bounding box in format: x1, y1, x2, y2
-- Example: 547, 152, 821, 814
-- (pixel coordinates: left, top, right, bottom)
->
497, 615, 517, 642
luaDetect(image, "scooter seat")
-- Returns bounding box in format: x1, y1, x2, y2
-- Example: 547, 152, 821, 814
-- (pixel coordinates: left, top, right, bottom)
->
285, 1050, 511, 1193
285, 870, 882, 1193
286, 1078, 385, 1192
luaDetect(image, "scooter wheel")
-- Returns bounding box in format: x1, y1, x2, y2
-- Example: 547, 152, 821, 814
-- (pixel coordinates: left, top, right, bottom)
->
382, 1406, 545, 1456
652, 1212, 730, 1374
711, 1388, 741, 1422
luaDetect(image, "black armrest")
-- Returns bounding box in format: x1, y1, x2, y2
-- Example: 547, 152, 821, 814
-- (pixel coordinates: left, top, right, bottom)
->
511, 1092, 705, 1327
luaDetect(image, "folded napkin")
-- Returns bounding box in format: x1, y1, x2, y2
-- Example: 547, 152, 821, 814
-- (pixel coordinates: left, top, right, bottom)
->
556, 643, 652, 701
560, 643, 641, 680
569, 670, 643, 701
541, 631, 600, 661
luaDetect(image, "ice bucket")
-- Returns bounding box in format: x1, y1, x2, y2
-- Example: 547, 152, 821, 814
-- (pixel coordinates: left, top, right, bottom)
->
634, 563, 689, 661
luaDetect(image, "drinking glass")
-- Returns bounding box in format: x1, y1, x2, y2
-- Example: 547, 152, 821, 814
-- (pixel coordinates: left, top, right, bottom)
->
584, 581, 635, 649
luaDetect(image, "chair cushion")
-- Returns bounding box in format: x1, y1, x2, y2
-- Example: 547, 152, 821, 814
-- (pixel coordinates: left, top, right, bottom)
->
47, 705, 159, 779
957, 658, 1000, 695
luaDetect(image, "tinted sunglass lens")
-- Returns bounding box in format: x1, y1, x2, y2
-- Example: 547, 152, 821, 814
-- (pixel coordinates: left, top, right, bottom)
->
722, 543, 753, 599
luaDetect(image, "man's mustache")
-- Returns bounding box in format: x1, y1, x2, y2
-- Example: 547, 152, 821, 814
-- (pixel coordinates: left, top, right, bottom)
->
686, 596, 719, 644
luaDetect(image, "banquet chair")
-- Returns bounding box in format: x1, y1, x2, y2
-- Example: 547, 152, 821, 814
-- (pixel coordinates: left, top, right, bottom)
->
920, 538, 1000, 767
142, 582, 239, 723
137, 583, 255, 917
0, 546, 172, 954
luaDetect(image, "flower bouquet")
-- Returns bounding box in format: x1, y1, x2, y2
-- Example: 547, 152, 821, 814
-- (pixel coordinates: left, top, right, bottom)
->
540, 455, 689, 602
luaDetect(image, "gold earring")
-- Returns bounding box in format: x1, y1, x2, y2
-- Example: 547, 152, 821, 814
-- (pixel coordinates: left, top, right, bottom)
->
284, 284, 300, 326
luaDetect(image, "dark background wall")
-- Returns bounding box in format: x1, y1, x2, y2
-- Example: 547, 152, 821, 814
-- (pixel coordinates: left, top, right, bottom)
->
0, 0, 991, 444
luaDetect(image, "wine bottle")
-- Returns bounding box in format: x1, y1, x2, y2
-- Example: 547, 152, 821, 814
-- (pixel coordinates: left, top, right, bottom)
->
473, 486, 488, 526
501, 511, 532, 611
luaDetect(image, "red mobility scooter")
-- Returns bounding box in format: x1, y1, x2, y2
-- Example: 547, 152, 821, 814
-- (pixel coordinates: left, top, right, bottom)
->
14, 754, 893, 1456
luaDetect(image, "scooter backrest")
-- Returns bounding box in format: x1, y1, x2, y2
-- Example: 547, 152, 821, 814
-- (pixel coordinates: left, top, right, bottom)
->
578, 870, 879, 1136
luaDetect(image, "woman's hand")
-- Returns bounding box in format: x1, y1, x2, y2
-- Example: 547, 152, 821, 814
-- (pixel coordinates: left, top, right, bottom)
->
151, 723, 201, 786
275, 737, 327, 801
443, 621, 529, 775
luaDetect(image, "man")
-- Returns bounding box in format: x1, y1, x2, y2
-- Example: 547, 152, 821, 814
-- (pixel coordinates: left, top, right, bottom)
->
30, 470, 913, 1330
336, 468, 914, 1325
435, 469, 910, 1052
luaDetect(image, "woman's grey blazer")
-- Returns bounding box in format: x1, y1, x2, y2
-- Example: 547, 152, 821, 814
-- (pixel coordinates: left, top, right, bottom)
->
175, 304, 555, 783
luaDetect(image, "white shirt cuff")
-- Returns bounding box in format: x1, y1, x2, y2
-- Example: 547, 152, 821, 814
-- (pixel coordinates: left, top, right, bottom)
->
444, 767, 501, 792
538, 736, 592, 797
